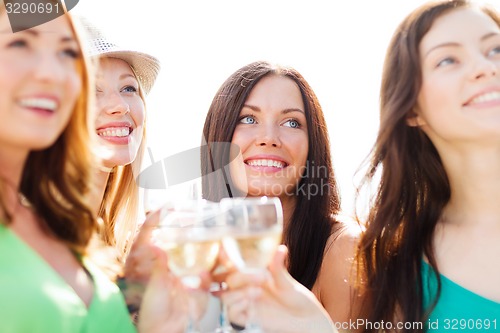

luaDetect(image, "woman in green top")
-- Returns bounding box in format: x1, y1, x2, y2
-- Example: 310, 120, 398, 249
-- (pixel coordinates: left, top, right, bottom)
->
0, 4, 185, 332
356, 0, 500, 331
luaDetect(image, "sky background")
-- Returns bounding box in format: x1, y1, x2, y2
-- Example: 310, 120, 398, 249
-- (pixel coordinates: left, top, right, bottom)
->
72, 0, 497, 214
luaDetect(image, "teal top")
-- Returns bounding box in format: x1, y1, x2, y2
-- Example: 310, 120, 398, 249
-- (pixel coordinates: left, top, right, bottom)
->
0, 224, 137, 333
422, 261, 500, 332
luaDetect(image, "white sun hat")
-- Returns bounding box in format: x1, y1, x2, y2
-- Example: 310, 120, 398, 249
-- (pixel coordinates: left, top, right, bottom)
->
79, 17, 161, 95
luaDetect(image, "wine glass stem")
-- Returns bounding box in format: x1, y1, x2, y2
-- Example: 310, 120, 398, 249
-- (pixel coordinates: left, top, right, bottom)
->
245, 287, 263, 333
221, 299, 230, 328
186, 290, 202, 333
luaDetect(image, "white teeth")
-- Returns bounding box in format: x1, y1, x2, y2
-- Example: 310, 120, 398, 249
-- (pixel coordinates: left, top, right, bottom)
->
19, 98, 58, 111
247, 159, 285, 168
98, 127, 130, 137
470, 91, 500, 104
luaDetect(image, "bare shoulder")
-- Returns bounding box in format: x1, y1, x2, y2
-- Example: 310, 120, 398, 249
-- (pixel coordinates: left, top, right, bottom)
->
320, 217, 363, 293
313, 215, 363, 326
325, 217, 363, 259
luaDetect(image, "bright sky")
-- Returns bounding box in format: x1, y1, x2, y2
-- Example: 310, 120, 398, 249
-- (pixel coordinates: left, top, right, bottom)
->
72, 0, 497, 214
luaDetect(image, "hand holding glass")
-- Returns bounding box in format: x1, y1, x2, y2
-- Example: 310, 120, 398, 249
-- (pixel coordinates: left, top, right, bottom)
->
152, 200, 223, 333
220, 197, 283, 332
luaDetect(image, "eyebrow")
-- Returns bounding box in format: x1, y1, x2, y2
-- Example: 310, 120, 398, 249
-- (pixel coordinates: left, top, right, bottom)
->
424, 31, 500, 58
120, 73, 137, 80
0, 28, 37, 35
1, 27, 75, 42
242, 104, 305, 114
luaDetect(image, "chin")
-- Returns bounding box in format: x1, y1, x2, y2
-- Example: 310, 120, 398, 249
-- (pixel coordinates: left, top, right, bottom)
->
246, 185, 285, 198
103, 153, 136, 168
26, 136, 61, 151
246, 178, 297, 197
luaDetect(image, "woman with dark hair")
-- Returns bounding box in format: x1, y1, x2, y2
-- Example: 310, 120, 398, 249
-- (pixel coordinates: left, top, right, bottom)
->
357, 0, 500, 331
202, 61, 361, 324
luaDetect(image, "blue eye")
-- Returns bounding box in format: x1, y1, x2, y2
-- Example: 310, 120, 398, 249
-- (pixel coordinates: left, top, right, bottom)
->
283, 119, 300, 128
488, 46, 500, 57
436, 57, 456, 68
239, 115, 256, 124
122, 85, 138, 93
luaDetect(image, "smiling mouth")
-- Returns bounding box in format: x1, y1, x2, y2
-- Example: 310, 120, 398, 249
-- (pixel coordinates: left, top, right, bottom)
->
97, 127, 132, 138
19, 98, 58, 112
245, 159, 287, 168
466, 91, 500, 106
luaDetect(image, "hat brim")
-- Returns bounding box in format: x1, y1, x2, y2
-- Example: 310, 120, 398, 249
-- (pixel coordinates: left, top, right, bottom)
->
98, 50, 160, 95
78, 16, 161, 95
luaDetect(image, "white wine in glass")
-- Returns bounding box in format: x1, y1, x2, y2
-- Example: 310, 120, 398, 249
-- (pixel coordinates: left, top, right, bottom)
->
152, 199, 224, 332
155, 233, 220, 289
220, 196, 283, 333
222, 228, 282, 273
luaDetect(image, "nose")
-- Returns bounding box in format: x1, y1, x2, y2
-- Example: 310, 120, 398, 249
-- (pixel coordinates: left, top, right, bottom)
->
100, 91, 130, 116
470, 55, 498, 81
33, 52, 66, 83
255, 124, 281, 148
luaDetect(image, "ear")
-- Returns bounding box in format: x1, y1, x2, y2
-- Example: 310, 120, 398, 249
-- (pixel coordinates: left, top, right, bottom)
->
406, 107, 426, 127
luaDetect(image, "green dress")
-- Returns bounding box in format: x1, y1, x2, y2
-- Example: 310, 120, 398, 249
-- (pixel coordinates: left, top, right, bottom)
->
422, 261, 500, 332
0, 224, 137, 333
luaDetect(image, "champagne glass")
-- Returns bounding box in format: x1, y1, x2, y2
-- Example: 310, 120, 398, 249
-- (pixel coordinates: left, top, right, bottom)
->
219, 196, 283, 333
152, 199, 224, 333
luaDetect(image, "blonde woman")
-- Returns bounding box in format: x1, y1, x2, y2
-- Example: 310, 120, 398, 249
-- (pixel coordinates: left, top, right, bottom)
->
0, 5, 138, 331
84, 20, 160, 260
0, 4, 189, 332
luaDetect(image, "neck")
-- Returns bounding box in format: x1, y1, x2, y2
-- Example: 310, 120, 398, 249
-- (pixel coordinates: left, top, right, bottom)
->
0, 147, 30, 219
440, 146, 500, 227
279, 195, 297, 230
0, 147, 29, 190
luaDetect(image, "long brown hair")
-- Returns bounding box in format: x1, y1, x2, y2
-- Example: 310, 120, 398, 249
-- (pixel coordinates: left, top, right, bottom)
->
356, 1, 500, 331
11, 10, 97, 254
202, 61, 341, 289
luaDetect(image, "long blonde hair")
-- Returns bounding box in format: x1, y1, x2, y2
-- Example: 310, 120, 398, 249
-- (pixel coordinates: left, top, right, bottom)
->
98, 88, 147, 259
